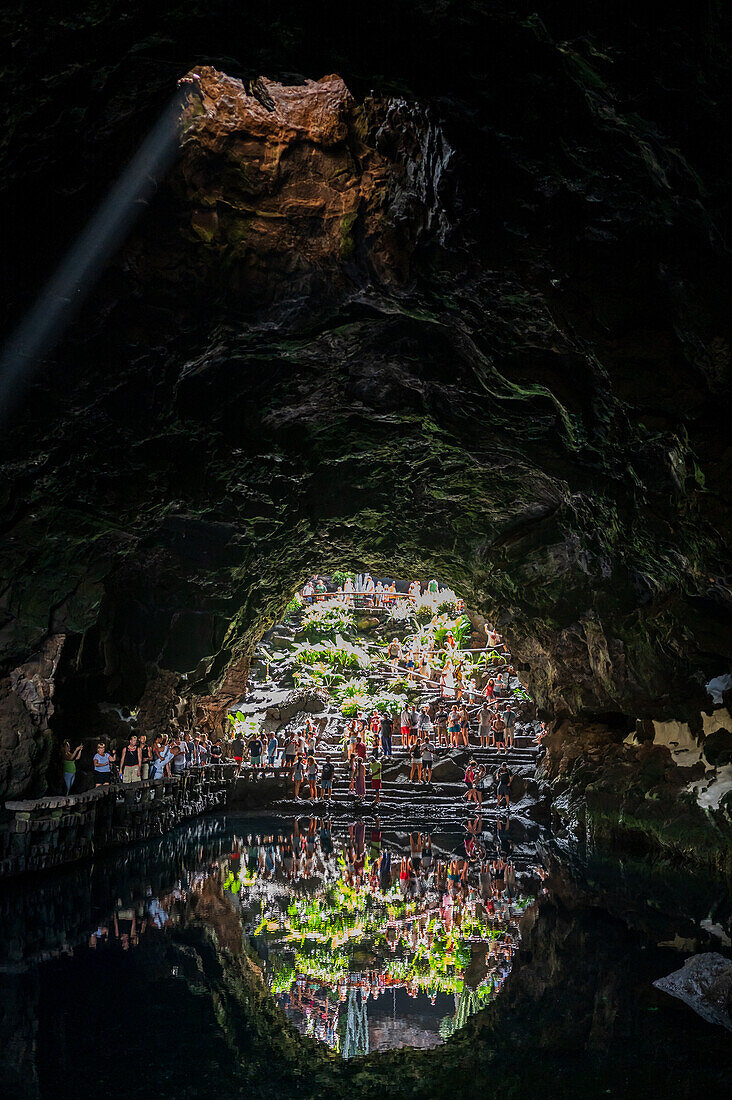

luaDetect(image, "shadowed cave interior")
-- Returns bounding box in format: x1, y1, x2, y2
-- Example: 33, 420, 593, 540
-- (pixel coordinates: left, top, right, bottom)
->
0, 3, 731, 1097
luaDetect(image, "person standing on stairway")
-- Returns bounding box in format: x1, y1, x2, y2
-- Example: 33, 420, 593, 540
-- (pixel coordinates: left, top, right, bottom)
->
409, 738, 422, 783
400, 704, 410, 749
478, 702, 492, 747
435, 703, 448, 748
504, 704, 516, 750
409, 705, 420, 749
380, 713, 393, 758
369, 755, 382, 803
387, 637, 402, 669
421, 739, 434, 783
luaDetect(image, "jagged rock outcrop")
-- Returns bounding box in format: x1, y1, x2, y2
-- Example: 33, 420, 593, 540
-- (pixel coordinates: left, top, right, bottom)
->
158, 68, 454, 298
0, 636, 64, 799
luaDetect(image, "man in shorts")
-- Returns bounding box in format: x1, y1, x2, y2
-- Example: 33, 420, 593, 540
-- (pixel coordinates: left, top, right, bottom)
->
369, 755, 382, 804
492, 713, 507, 753
400, 706, 410, 749
248, 734, 263, 770
231, 735, 244, 773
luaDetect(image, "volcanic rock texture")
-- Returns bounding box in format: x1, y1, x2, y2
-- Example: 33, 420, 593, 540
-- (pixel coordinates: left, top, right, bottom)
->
0, 4, 730, 831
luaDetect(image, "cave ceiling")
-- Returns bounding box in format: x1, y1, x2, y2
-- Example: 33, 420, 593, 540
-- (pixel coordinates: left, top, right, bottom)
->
0, 1, 730, 726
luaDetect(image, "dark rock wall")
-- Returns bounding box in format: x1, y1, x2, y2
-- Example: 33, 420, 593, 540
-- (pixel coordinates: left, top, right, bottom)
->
0, 3, 730, 800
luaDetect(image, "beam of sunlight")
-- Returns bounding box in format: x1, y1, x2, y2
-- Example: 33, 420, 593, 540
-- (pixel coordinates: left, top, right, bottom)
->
0, 80, 198, 427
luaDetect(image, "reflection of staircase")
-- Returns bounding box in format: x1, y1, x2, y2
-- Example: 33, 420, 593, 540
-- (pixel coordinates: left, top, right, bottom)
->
343, 987, 369, 1059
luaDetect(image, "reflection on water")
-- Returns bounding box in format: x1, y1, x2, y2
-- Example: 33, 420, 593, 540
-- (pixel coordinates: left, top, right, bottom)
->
2, 812, 730, 1099
229, 817, 541, 1055
0, 812, 542, 1061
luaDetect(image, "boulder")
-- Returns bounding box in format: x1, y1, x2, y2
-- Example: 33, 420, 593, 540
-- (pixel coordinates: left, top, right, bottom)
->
430, 758, 465, 782
265, 689, 327, 722
654, 952, 732, 1031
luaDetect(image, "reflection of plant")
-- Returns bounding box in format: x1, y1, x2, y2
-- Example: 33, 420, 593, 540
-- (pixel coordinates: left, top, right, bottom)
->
269, 962, 297, 994
439, 983, 494, 1039
293, 948, 350, 983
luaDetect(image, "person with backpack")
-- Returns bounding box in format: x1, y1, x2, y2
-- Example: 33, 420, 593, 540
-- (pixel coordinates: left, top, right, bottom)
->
321, 755, 335, 800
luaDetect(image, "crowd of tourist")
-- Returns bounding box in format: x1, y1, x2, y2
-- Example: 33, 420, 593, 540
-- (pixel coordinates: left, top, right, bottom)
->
301, 574, 464, 611
60, 729, 229, 793
225, 695, 527, 810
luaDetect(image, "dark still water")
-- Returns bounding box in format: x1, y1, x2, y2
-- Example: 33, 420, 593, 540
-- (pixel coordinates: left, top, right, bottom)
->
1, 812, 730, 1099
